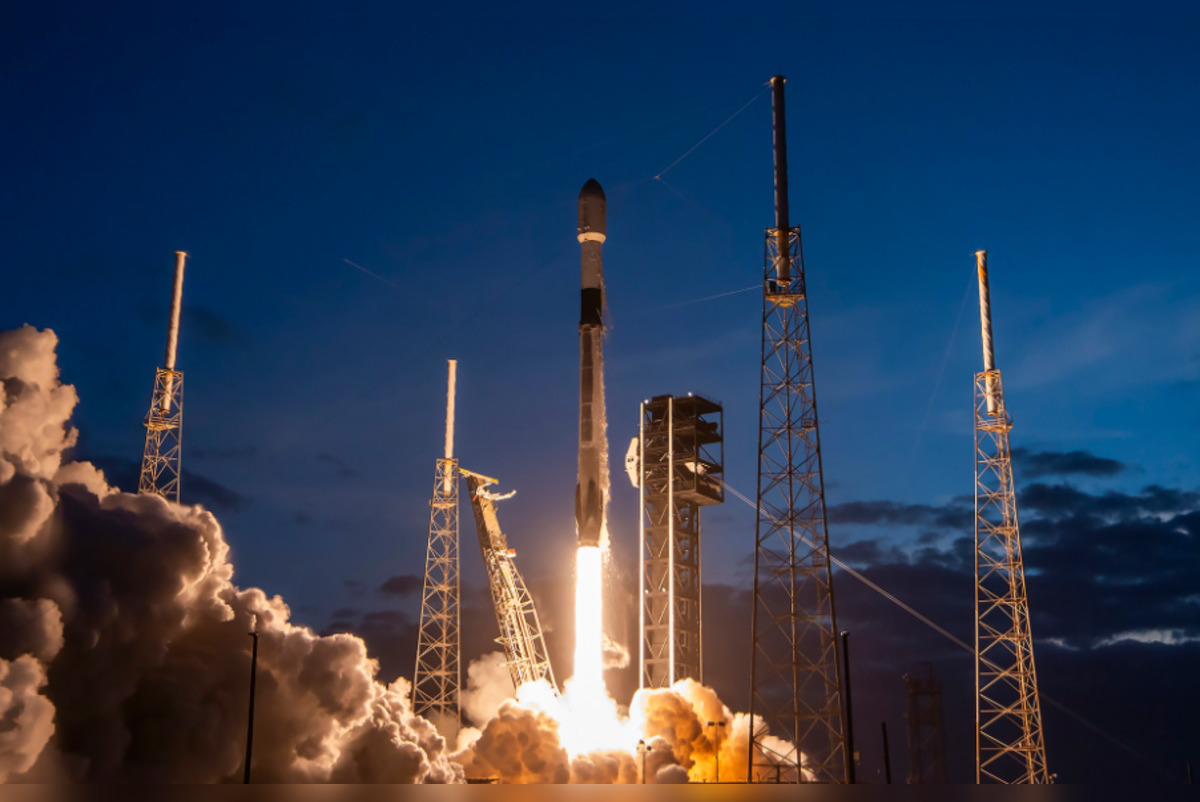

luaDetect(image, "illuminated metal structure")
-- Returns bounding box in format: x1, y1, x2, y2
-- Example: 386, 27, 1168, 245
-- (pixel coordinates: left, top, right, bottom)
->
747, 75, 847, 783
138, 251, 187, 502
973, 250, 1050, 784
634, 394, 723, 688
903, 663, 947, 784
412, 359, 461, 735
460, 468, 557, 691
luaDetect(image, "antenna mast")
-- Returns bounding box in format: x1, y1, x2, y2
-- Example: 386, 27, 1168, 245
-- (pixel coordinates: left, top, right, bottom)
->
138, 251, 187, 501
972, 251, 1050, 783
747, 76, 848, 784
412, 359, 462, 737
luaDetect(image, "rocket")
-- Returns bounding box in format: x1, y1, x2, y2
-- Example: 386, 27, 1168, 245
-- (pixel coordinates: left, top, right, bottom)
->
576, 178, 606, 548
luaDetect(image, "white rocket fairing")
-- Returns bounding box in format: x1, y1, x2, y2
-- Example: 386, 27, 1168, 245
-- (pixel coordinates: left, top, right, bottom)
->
576, 179, 606, 548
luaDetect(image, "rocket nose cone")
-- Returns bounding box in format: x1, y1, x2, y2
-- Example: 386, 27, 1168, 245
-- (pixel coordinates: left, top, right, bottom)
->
578, 178, 606, 238
580, 178, 605, 201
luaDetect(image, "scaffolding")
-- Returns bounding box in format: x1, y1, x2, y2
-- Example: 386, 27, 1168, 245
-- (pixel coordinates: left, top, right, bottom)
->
748, 76, 847, 784
973, 251, 1050, 784
637, 394, 723, 688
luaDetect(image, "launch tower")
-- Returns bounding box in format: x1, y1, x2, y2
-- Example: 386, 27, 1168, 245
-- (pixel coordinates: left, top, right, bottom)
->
636, 393, 723, 688
412, 360, 462, 735
972, 251, 1050, 784
460, 468, 557, 691
747, 76, 848, 783
138, 251, 187, 502
903, 663, 948, 784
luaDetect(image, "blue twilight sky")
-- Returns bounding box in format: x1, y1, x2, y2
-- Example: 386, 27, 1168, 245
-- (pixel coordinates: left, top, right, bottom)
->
4, 9, 1199, 783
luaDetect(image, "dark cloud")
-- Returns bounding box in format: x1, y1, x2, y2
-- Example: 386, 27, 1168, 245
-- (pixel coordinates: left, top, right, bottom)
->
379, 575, 422, 598
827, 500, 972, 530
1012, 447, 1126, 479
1019, 483, 1200, 520
833, 538, 906, 567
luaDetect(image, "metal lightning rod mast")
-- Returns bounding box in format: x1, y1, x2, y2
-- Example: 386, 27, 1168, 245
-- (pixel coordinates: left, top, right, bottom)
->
973, 251, 1050, 784
412, 359, 462, 737
138, 251, 187, 501
747, 76, 848, 784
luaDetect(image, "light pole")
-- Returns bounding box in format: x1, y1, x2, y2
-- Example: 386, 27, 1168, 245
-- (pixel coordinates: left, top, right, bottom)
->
707, 720, 726, 782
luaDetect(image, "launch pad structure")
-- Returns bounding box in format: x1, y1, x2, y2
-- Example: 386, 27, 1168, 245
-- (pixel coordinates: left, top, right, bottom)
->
412, 360, 462, 733
635, 393, 724, 689
972, 251, 1050, 784
139, 251, 188, 502
747, 76, 848, 784
460, 467, 557, 692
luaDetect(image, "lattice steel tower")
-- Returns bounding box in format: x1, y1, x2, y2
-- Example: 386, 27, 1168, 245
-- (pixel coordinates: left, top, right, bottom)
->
747, 76, 847, 784
973, 250, 1050, 784
412, 359, 461, 736
636, 393, 723, 689
460, 468, 558, 692
903, 663, 947, 784
138, 251, 187, 502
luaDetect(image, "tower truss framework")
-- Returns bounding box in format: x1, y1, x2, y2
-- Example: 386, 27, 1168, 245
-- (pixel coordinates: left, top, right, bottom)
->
748, 226, 846, 783
974, 368, 1049, 784
413, 360, 461, 733
413, 456, 460, 730
638, 393, 723, 689
461, 469, 557, 692
138, 368, 183, 502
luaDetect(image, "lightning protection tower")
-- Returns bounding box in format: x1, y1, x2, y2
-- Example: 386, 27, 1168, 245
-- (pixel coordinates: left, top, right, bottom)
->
636, 393, 723, 689
747, 76, 847, 784
138, 251, 187, 502
973, 250, 1050, 784
903, 663, 947, 784
412, 359, 461, 736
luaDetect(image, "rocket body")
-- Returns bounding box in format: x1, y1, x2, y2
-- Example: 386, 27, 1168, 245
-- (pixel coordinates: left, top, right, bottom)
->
576, 179, 607, 548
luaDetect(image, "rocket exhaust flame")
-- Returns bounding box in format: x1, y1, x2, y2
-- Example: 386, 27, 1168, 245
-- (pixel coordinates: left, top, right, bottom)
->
572, 546, 604, 693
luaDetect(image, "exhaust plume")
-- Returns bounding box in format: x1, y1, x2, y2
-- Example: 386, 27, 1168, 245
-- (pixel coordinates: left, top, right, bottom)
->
0, 325, 462, 783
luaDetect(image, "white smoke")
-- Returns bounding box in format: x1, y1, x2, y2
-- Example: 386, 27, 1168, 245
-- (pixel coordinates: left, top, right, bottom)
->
0, 325, 463, 782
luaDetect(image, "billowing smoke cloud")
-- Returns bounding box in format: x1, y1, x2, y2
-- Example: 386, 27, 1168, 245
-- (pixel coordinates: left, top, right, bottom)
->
0, 325, 462, 782
453, 672, 797, 784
